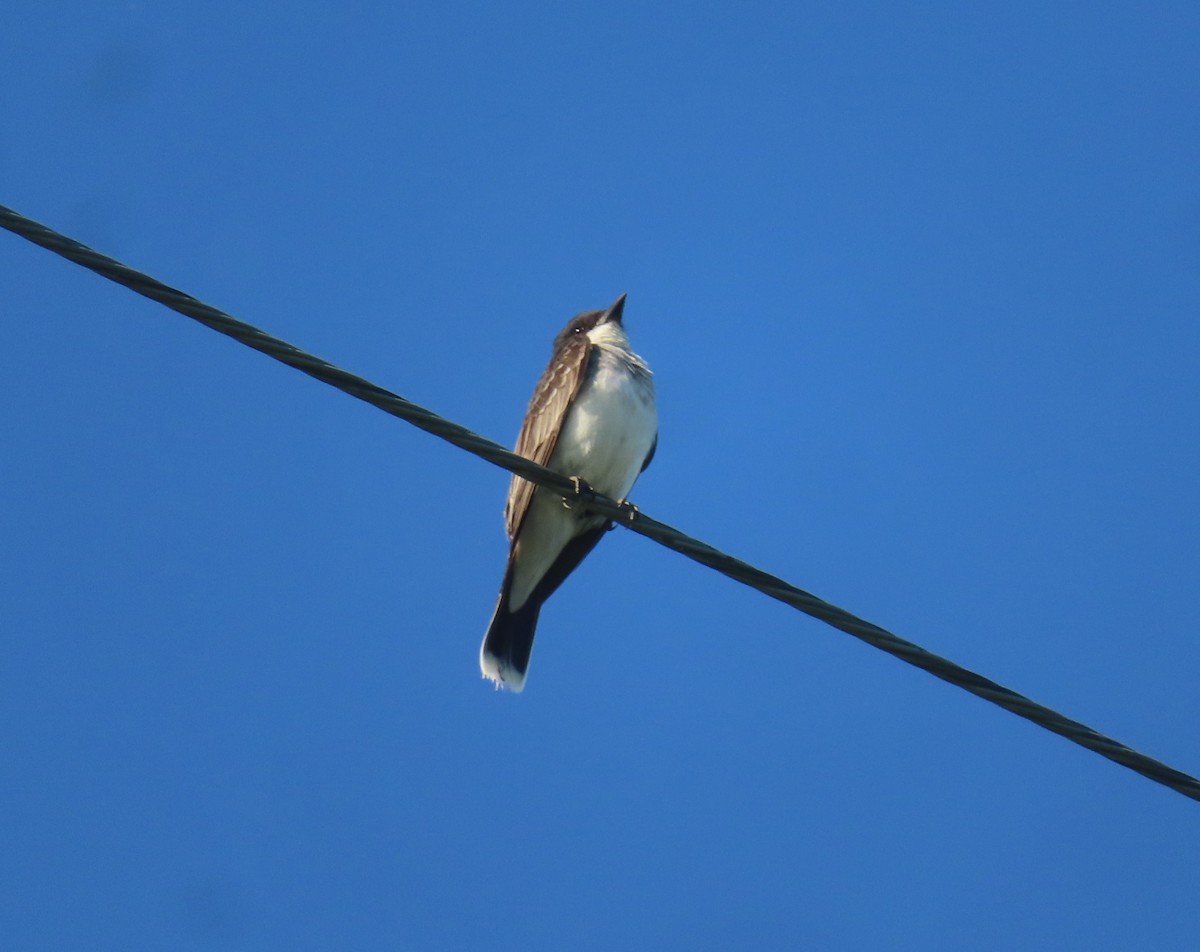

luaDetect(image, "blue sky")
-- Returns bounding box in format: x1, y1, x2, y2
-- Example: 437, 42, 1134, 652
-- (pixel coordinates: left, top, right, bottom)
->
3, 2, 1199, 949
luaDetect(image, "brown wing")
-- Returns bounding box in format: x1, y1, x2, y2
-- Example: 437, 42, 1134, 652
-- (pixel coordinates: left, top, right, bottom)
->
504, 332, 593, 539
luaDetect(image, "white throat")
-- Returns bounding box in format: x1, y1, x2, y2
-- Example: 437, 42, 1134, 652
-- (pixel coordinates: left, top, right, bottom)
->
586, 320, 648, 373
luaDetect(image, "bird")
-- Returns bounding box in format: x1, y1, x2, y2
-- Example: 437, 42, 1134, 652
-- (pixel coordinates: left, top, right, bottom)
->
480, 293, 658, 692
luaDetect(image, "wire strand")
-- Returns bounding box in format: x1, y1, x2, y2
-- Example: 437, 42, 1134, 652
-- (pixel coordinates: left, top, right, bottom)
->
3, 202, 1197, 803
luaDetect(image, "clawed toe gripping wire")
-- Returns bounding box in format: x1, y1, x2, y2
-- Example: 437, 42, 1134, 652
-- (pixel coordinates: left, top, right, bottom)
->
562, 476, 595, 511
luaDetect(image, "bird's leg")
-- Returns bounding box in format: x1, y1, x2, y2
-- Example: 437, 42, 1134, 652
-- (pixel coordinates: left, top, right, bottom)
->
562, 478, 639, 526
562, 475, 596, 511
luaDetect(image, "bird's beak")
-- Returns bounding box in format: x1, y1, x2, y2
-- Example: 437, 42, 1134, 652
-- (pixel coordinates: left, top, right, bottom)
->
604, 292, 628, 325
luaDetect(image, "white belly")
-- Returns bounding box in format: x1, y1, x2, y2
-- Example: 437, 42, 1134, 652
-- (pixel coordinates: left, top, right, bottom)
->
550, 350, 657, 501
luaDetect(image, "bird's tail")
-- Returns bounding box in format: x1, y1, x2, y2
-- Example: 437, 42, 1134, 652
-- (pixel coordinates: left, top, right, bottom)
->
480, 566, 541, 693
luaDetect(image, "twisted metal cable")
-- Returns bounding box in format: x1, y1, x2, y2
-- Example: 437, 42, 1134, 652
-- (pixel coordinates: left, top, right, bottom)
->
3, 202, 1197, 803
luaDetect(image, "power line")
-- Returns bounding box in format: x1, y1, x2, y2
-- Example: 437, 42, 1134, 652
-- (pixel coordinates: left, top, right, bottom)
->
3, 201, 1197, 804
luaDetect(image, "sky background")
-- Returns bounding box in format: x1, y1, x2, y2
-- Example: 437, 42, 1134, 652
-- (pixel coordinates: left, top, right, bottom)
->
3, 2, 1199, 949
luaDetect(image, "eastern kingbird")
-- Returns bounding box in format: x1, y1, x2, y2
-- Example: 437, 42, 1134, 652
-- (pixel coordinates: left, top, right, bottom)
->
480, 293, 658, 691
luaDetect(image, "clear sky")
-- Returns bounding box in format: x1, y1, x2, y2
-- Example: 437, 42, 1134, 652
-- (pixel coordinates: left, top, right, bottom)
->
3, 2, 1199, 949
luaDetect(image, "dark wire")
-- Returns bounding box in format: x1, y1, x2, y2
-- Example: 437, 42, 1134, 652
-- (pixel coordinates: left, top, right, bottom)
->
3, 202, 1197, 803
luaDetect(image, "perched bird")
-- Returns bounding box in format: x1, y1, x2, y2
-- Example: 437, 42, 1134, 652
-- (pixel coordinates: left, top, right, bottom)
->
480, 293, 658, 691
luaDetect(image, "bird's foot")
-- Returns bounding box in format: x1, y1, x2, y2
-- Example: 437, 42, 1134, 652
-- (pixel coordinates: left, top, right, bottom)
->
562, 476, 596, 511
617, 500, 641, 524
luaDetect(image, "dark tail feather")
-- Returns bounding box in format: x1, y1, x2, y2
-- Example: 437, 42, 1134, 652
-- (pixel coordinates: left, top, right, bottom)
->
480, 565, 542, 692
479, 524, 609, 692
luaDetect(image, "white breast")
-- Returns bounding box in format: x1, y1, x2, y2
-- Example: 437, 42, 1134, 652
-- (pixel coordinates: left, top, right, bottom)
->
550, 345, 657, 502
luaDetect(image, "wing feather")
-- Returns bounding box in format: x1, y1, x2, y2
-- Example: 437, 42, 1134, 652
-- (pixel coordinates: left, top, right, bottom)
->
504, 332, 593, 539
